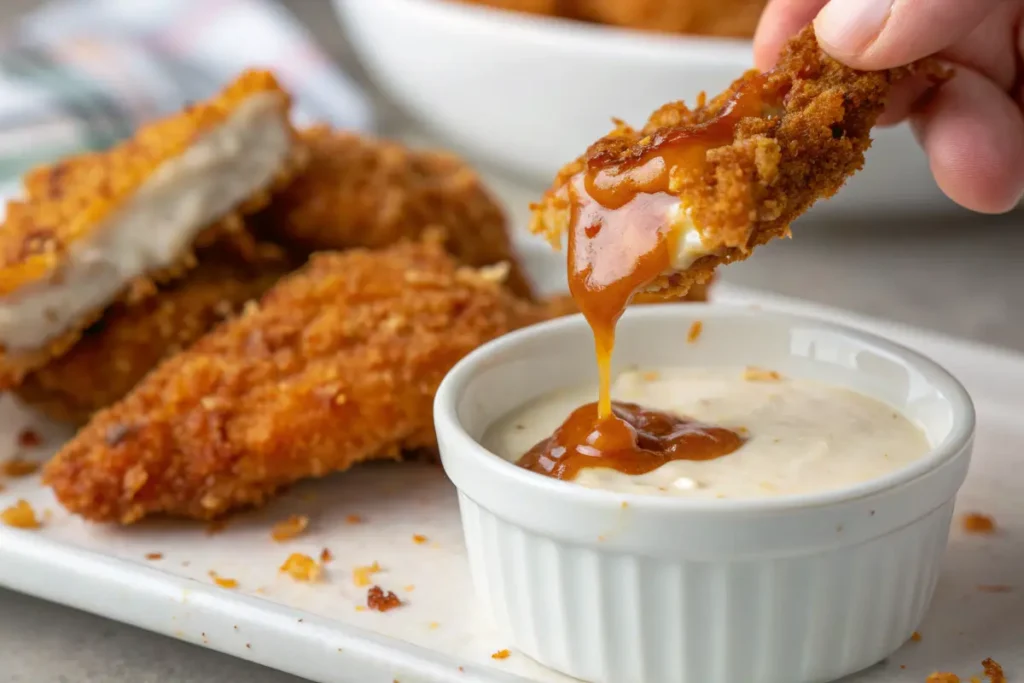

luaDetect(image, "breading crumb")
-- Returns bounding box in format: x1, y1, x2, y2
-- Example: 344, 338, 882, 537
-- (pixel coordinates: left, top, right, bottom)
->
1, 457, 40, 477
145, 552, 164, 561
345, 514, 363, 524
491, 649, 511, 660
320, 548, 334, 563
687, 321, 703, 343
353, 561, 382, 587
982, 658, 1005, 683
927, 674, 959, 683
963, 513, 996, 534
271, 514, 309, 541
911, 631, 922, 642
367, 585, 402, 612
1, 499, 40, 528
744, 367, 781, 382
412, 534, 428, 544
211, 574, 239, 589
280, 553, 321, 582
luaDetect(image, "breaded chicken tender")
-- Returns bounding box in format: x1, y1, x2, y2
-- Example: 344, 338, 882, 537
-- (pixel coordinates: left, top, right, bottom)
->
258, 126, 534, 299
530, 26, 946, 299
13, 246, 291, 425
44, 238, 551, 523
0, 70, 306, 386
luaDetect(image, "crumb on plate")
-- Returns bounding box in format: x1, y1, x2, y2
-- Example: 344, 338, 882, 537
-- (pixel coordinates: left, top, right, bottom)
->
491, 649, 511, 660
320, 547, 334, 563
345, 514, 363, 524
412, 534, 428, 544
962, 513, 996, 534
1, 457, 40, 477
983, 658, 1005, 683
367, 585, 402, 612
744, 367, 781, 382
1, 499, 40, 528
145, 552, 164, 561
279, 553, 321, 582
271, 514, 309, 541
353, 561, 382, 587
687, 320, 703, 343
927, 674, 960, 683
911, 631, 922, 642
209, 571, 239, 589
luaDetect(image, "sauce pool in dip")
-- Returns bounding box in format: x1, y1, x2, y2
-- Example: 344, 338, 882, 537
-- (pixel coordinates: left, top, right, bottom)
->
487, 368, 930, 498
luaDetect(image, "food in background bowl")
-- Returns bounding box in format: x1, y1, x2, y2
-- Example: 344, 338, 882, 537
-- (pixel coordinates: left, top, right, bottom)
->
454, 0, 768, 38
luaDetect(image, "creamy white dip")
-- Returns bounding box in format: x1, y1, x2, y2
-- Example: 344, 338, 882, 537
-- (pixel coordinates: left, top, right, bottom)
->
0, 92, 292, 351
484, 367, 930, 499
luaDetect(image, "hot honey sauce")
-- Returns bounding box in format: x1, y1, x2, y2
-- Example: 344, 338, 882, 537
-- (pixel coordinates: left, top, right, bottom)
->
519, 78, 772, 480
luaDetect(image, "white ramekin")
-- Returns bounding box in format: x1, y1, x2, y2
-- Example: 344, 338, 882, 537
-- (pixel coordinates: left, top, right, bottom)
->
434, 305, 975, 683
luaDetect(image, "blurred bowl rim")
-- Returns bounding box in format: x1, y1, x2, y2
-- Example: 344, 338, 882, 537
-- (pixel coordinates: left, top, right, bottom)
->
376, 0, 756, 62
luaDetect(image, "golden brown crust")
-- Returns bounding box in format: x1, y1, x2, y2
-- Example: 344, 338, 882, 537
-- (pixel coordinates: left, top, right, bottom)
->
13, 246, 292, 425
0, 70, 306, 386
43, 238, 551, 523
530, 26, 947, 297
257, 126, 534, 299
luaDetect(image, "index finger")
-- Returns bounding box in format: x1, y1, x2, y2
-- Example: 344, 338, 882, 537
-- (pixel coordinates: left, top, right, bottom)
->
754, 0, 828, 70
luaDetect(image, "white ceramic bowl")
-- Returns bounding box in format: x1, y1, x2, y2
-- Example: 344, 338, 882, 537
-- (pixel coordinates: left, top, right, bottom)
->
434, 305, 975, 683
335, 0, 960, 218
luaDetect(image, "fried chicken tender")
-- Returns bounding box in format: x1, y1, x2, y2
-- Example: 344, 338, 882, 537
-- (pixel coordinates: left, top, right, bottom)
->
257, 126, 534, 299
13, 246, 291, 425
44, 238, 551, 523
0, 70, 306, 387
530, 26, 947, 298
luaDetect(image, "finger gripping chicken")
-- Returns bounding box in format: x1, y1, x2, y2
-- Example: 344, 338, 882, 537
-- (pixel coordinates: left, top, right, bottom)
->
43, 238, 548, 523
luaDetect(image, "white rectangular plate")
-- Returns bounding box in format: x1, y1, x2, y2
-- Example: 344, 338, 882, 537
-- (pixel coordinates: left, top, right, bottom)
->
0, 247, 1021, 683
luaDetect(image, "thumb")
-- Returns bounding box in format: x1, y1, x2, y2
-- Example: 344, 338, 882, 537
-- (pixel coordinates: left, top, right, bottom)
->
813, 0, 1004, 70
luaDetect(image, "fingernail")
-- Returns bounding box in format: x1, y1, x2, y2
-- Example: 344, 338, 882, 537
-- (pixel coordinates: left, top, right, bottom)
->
814, 0, 893, 58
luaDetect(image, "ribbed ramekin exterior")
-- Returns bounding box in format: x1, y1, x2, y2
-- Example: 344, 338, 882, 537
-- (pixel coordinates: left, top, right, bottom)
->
459, 492, 953, 683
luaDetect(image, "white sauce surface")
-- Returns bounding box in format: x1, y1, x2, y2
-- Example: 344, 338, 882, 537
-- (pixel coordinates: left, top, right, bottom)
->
0, 92, 291, 350
484, 368, 930, 499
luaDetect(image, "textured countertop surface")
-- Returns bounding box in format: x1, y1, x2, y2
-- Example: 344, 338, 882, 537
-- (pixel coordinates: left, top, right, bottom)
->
0, 1, 1021, 682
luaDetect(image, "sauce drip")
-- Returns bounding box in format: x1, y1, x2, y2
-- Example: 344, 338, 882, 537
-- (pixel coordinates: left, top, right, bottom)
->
524, 76, 771, 480
518, 401, 745, 481
568, 75, 769, 419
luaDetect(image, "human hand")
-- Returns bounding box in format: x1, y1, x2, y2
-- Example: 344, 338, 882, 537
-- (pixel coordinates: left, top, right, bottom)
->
754, 0, 1024, 214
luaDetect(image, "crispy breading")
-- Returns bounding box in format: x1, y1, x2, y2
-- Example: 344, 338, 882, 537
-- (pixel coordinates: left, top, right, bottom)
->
0, 70, 306, 386
13, 246, 291, 425
257, 126, 534, 299
43, 238, 551, 523
529, 26, 946, 297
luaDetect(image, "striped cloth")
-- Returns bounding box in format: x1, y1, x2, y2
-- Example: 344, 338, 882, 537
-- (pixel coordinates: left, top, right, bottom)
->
0, 0, 373, 197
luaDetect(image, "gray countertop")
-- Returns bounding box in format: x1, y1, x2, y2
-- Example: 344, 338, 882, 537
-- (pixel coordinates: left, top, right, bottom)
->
1, 1, 1021, 682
